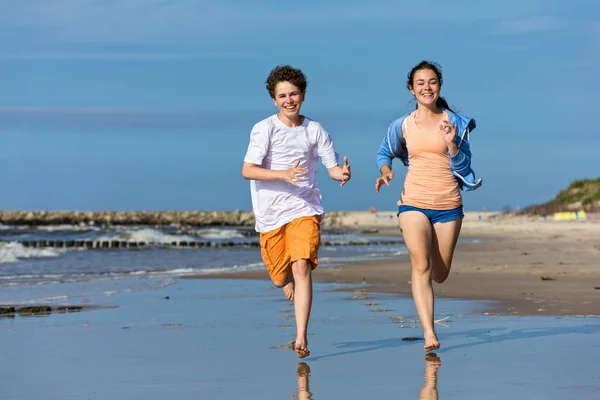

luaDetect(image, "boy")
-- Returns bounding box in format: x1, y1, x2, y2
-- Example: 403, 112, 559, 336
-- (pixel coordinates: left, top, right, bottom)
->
242, 65, 351, 358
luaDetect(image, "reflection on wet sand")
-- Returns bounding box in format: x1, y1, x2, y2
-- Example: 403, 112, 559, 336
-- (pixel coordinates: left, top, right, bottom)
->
419, 353, 441, 400
295, 362, 313, 399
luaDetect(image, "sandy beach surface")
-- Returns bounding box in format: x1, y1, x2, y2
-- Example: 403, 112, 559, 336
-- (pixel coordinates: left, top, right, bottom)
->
189, 211, 600, 316
2, 278, 599, 399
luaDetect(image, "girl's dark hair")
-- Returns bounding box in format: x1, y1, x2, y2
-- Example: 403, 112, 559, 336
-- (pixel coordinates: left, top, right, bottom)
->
265, 65, 308, 99
407, 61, 453, 112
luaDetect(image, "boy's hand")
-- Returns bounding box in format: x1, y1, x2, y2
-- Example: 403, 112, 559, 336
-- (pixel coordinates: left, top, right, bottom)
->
282, 160, 308, 185
340, 156, 351, 186
375, 172, 394, 193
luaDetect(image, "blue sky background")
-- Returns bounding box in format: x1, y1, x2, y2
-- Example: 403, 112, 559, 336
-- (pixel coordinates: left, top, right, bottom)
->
1, 0, 599, 212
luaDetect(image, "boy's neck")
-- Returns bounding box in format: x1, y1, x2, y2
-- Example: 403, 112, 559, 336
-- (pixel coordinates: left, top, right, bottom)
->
277, 113, 305, 128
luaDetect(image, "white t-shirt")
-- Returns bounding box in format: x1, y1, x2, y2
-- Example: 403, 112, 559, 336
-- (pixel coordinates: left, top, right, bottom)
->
244, 114, 339, 232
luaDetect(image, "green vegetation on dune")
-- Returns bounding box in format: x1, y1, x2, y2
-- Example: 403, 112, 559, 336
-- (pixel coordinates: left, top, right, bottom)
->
549, 178, 600, 207
522, 177, 600, 214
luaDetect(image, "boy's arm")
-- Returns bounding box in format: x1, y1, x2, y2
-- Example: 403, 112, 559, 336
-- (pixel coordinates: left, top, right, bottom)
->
242, 161, 308, 185
327, 156, 351, 186
315, 125, 351, 186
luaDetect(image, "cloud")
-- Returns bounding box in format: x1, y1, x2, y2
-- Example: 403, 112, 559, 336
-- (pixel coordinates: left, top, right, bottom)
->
0, 106, 259, 128
493, 16, 567, 35
0, 0, 557, 46
0, 51, 257, 61
0, 106, 198, 128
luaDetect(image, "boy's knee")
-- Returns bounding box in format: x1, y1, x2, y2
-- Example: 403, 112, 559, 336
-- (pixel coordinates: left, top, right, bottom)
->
292, 259, 312, 277
272, 279, 287, 288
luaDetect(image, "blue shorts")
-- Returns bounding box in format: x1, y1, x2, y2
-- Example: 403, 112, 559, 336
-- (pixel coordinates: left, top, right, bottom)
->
397, 205, 464, 224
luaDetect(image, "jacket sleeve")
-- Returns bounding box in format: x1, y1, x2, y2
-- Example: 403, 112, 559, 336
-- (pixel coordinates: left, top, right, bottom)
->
376, 135, 394, 172
376, 118, 405, 172
449, 127, 473, 176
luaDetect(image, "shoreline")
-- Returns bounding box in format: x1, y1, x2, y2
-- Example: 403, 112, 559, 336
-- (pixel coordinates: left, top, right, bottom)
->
184, 215, 600, 317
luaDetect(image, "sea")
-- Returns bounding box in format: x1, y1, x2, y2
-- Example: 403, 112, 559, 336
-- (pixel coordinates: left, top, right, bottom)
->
0, 222, 409, 305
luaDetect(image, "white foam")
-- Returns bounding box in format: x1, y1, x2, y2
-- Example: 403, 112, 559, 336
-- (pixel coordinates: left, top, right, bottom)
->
36, 224, 78, 232
0, 242, 65, 264
97, 228, 197, 244
193, 228, 244, 240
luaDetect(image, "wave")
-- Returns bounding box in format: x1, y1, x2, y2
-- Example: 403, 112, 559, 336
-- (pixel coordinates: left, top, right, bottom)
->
0, 242, 65, 264
192, 228, 245, 240
0, 261, 266, 287
96, 228, 198, 244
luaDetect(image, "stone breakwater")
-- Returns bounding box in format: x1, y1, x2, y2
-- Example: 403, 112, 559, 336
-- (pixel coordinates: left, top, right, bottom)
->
0, 210, 346, 227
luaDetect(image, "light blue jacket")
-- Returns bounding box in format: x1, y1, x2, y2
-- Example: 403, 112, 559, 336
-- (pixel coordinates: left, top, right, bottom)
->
376, 109, 483, 191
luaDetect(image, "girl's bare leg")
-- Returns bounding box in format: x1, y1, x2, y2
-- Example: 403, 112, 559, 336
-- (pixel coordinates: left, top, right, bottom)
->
430, 219, 463, 284
398, 211, 438, 351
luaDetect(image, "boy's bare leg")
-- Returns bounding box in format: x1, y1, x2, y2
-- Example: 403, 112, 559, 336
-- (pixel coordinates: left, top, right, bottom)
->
272, 271, 294, 300
283, 271, 295, 300
291, 258, 312, 358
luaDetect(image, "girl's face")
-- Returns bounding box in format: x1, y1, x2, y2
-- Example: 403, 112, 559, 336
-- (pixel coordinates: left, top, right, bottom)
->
273, 81, 304, 120
409, 69, 441, 108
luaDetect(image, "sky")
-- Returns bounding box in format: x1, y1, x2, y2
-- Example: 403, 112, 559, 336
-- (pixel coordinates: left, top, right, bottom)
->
1, 0, 599, 212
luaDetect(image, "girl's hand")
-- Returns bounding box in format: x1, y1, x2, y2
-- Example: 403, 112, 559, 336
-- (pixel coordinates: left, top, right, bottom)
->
375, 171, 394, 193
439, 120, 457, 145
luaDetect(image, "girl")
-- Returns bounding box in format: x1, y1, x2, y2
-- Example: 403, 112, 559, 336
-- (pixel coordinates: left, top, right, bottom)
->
375, 61, 482, 352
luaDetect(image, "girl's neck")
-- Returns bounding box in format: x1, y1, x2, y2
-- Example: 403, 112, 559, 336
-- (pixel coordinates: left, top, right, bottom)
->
414, 105, 443, 121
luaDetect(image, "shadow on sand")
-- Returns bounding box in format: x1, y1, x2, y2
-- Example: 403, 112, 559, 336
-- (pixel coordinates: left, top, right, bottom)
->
310, 323, 600, 360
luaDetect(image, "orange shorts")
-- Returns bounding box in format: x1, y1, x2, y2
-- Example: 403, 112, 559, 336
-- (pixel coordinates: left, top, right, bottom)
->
259, 215, 321, 283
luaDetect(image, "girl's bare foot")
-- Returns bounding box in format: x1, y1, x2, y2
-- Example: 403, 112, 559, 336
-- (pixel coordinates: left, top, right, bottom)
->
294, 339, 310, 359
283, 281, 295, 300
424, 331, 440, 352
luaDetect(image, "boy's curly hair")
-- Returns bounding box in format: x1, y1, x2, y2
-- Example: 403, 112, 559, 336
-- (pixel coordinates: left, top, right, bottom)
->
265, 65, 308, 99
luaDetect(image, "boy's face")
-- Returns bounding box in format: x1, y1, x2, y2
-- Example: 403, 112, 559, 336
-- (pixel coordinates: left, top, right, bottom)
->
273, 81, 305, 120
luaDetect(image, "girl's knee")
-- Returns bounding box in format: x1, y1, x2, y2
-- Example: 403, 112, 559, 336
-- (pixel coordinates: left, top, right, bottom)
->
411, 258, 431, 275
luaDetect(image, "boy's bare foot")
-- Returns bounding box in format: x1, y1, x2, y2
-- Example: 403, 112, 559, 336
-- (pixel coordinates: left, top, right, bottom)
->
294, 339, 310, 359
283, 281, 295, 300
424, 331, 440, 352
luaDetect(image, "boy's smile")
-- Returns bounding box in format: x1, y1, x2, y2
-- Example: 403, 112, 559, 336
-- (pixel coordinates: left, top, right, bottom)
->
273, 81, 305, 127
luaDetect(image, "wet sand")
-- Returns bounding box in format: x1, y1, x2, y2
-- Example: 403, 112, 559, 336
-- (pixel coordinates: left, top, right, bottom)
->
2, 278, 599, 399
187, 212, 600, 316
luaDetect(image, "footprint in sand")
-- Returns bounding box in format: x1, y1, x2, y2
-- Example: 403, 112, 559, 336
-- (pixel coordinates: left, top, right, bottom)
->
271, 341, 295, 350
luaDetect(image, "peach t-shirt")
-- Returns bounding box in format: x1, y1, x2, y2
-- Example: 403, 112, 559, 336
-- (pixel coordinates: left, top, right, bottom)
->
399, 112, 461, 210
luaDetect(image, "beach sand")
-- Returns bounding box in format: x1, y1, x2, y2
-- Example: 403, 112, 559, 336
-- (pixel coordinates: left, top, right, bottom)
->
3, 212, 599, 398
2, 278, 599, 399
188, 212, 600, 316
